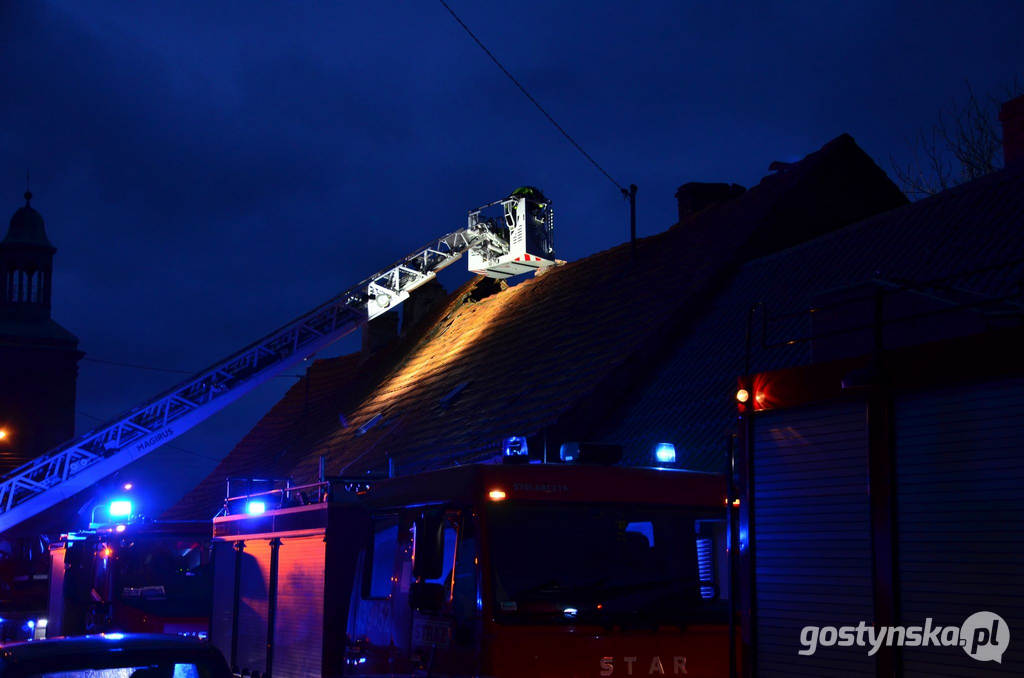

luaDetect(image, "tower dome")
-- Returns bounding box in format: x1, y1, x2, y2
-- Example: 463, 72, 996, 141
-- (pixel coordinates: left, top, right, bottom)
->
1, 191, 59, 317
3, 191, 55, 249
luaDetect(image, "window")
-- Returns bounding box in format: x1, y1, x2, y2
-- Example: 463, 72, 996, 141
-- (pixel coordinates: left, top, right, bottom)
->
452, 516, 480, 639
625, 521, 655, 547
487, 503, 728, 625
695, 519, 728, 601
366, 516, 398, 599
425, 522, 458, 588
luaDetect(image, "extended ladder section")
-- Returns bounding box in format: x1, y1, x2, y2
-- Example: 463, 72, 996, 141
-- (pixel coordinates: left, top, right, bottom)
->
0, 219, 516, 533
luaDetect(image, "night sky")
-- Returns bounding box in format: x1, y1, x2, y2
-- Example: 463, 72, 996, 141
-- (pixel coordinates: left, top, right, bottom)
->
3, 1, 1023, 516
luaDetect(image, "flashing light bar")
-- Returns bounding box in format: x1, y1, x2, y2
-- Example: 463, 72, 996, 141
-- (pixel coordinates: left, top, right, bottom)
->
246, 500, 267, 515
108, 500, 132, 518
654, 442, 676, 464
502, 436, 529, 464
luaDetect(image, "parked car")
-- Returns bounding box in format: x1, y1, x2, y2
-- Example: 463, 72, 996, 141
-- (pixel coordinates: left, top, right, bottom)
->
0, 633, 230, 678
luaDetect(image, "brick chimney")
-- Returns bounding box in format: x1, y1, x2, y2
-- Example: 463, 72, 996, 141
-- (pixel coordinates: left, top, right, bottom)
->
402, 279, 447, 335
361, 310, 399, 354
1000, 94, 1024, 168
675, 182, 745, 223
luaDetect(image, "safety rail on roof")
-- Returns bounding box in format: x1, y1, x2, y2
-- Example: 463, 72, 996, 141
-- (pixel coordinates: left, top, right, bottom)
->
218, 476, 381, 516
0, 227, 491, 533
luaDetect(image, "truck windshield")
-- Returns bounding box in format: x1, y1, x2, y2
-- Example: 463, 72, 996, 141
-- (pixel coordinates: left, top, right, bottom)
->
487, 503, 727, 626
116, 539, 211, 618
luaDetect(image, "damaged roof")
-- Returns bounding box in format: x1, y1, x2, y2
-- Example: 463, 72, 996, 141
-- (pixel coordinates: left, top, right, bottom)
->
166, 134, 906, 519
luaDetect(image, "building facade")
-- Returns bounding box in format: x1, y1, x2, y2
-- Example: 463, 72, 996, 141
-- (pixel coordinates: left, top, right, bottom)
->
0, 191, 82, 474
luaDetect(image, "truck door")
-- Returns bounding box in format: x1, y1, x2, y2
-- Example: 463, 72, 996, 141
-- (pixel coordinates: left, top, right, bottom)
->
397, 508, 479, 677
346, 513, 400, 673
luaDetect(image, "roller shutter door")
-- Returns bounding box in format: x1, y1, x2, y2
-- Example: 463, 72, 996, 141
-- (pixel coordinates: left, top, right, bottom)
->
272, 535, 326, 678
47, 545, 66, 638
236, 540, 273, 676
752, 401, 874, 677
210, 541, 237, 666
895, 378, 1024, 677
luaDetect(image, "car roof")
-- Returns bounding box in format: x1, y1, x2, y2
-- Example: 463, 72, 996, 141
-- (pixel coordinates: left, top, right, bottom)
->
0, 633, 214, 661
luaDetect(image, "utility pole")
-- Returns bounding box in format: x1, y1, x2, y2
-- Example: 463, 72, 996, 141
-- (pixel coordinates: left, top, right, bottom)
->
623, 183, 638, 259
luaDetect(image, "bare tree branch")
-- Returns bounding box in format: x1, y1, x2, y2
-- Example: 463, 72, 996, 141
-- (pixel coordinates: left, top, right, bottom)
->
891, 77, 1023, 200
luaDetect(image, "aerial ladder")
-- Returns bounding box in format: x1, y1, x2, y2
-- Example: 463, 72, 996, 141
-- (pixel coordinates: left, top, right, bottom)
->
0, 190, 556, 533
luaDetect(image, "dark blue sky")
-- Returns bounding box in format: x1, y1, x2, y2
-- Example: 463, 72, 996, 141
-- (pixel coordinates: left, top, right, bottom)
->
3, 1, 1023, 514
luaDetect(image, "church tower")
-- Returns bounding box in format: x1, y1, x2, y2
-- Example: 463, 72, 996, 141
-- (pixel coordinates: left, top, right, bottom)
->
0, 191, 83, 474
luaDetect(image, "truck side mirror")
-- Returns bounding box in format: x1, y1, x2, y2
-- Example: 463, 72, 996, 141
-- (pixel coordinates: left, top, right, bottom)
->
409, 581, 444, 612
412, 509, 445, 581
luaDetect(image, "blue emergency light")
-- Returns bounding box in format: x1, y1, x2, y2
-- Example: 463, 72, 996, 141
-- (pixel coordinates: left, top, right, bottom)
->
246, 500, 266, 515
502, 436, 528, 457
108, 500, 133, 518
501, 436, 530, 464
654, 442, 676, 464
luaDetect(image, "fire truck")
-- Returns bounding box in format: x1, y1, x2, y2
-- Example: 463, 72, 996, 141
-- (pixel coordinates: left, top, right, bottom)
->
46, 520, 211, 639
210, 449, 733, 678
2, 189, 737, 675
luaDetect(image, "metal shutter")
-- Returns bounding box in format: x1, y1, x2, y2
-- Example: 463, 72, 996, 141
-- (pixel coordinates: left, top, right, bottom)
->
210, 541, 237, 665
47, 545, 66, 638
895, 378, 1024, 677
752, 401, 874, 677
237, 540, 273, 676
272, 535, 326, 678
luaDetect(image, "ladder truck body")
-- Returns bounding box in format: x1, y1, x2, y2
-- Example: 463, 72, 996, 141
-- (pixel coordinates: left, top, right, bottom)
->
0, 192, 555, 535
210, 456, 733, 678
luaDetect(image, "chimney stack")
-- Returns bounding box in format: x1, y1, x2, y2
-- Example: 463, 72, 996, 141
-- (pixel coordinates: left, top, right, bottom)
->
675, 182, 745, 223
361, 310, 399, 354
402, 279, 447, 336
1000, 94, 1024, 168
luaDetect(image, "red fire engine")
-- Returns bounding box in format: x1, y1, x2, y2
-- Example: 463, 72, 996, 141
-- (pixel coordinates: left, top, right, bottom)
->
210, 452, 734, 677
46, 520, 211, 639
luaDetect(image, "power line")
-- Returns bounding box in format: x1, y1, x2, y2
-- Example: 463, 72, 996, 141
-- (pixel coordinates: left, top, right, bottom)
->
77, 410, 223, 463
82, 355, 304, 380
83, 356, 192, 375
437, 0, 625, 193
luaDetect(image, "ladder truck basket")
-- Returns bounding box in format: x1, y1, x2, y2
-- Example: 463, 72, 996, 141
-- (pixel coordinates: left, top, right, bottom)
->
467, 192, 555, 279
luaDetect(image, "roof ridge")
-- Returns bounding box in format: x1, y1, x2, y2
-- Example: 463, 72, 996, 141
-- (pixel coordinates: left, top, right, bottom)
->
746, 163, 1024, 268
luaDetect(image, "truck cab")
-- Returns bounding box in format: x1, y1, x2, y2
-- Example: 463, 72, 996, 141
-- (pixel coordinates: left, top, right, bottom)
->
212, 462, 732, 677
47, 521, 212, 638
